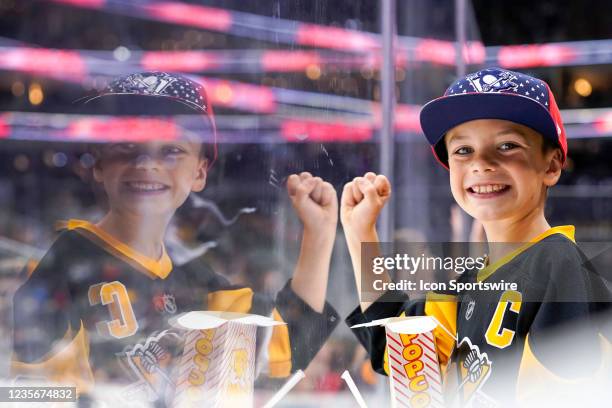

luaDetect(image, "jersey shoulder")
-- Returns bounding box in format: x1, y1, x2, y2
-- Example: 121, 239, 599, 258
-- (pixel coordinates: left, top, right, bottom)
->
23, 229, 106, 282
512, 233, 583, 278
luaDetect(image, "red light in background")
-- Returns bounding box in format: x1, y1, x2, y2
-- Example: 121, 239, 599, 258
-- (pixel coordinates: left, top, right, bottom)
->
214, 83, 234, 104
464, 42, 486, 64
203, 79, 276, 114
145, 2, 232, 32
296, 24, 379, 51
498, 44, 576, 68
414, 39, 485, 66
415, 39, 456, 65
0, 117, 9, 139
393, 105, 422, 132
262, 51, 321, 72
67, 117, 179, 142
1, 48, 86, 80
594, 112, 612, 134
141, 51, 218, 72
281, 119, 372, 142
370, 104, 422, 133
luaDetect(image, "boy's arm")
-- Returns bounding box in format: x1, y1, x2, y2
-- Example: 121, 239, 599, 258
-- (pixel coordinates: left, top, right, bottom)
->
260, 172, 340, 375
340, 173, 457, 374
340, 172, 398, 375
341, 172, 392, 311
286, 172, 337, 313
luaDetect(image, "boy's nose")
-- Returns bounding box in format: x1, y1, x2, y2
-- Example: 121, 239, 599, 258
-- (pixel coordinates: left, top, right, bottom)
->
470, 151, 497, 173
134, 153, 161, 169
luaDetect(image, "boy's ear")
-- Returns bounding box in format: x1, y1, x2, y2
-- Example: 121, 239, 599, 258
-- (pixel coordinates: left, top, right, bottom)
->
191, 158, 208, 192
543, 148, 563, 187
90, 146, 104, 183
92, 159, 104, 183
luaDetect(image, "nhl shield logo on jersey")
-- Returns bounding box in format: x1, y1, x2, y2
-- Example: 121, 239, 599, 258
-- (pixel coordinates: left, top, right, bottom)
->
465, 298, 476, 321
466, 69, 518, 93
153, 292, 177, 315
455, 337, 492, 405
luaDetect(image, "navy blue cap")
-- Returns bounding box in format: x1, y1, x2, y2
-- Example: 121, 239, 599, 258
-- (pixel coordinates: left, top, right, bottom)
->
420, 67, 567, 168
79, 71, 217, 165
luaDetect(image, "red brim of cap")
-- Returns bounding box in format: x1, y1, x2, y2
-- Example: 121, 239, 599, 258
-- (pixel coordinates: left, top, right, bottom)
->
420, 92, 566, 168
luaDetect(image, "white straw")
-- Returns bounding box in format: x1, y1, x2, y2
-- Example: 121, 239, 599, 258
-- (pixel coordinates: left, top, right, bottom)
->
341, 370, 368, 408
262, 369, 305, 408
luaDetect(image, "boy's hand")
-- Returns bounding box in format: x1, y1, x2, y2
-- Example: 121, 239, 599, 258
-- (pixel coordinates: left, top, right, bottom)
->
340, 172, 391, 237
288, 173, 337, 312
287, 172, 338, 232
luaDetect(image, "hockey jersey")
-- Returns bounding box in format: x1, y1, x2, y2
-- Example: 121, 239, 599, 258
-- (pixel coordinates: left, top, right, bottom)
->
347, 226, 611, 407
12, 219, 339, 405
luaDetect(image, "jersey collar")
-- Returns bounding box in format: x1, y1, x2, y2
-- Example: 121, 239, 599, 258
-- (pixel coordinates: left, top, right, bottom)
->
477, 225, 575, 282
58, 219, 173, 279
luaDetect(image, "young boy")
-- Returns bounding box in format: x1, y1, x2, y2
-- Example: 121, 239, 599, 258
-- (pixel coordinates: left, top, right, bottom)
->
341, 68, 610, 406
11, 72, 339, 405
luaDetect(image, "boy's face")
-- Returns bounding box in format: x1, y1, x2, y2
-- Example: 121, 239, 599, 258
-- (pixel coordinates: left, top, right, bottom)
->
93, 141, 207, 217
445, 119, 562, 223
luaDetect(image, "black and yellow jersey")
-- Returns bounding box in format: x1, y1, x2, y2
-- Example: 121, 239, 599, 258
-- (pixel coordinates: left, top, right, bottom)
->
12, 219, 339, 405
347, 226, 611, 407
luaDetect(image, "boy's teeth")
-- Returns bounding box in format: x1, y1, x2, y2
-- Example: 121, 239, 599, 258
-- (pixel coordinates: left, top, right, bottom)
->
473, 184, 505, 194
128, 182, 166, 191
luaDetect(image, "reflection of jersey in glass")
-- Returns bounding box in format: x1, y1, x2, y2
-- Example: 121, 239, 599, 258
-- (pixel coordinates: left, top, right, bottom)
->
12, 219, 339, 405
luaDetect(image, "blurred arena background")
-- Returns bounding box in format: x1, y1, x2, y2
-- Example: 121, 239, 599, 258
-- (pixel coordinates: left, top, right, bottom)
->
0, 0, 610, 405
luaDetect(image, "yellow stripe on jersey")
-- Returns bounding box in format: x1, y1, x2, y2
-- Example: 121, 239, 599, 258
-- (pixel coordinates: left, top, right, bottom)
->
268, 308, 292, 378
206, 287, 254, 313
58, 219, 173, 279
424, 292, 458, 367
24, 259, 38, 279
11, 321, 95, 395
478, 225, 575, 282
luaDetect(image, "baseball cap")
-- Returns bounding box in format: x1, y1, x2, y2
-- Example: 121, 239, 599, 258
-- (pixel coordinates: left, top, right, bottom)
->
78, 71, 217, 166
419, 67, 567, 169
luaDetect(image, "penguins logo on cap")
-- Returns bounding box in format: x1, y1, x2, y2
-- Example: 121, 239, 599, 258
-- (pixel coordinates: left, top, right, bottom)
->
466, 69, 518, 93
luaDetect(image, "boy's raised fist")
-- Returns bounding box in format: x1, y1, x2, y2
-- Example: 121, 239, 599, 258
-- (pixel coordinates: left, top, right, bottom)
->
287, 172, 338, 231
340, 172, 391, 235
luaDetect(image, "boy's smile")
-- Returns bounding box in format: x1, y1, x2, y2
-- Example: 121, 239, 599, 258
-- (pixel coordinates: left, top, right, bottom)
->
94, 141, 207, 217
122, 180, 170, 195
445, 119, 562, 224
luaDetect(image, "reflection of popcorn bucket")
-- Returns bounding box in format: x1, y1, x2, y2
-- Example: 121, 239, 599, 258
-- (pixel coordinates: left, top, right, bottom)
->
170, 311, 284, 408
352, 316, 445, 408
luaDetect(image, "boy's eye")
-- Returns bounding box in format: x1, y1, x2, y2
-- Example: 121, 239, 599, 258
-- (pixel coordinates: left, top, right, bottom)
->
110, 143, 137, 154
499, 142, 519, 151
453, 146, 473, 155
162, 146, 186, 156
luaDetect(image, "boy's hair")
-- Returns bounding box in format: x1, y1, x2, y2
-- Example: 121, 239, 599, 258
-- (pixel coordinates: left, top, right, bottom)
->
76, 71, 217, 168
419, 67, 567, 169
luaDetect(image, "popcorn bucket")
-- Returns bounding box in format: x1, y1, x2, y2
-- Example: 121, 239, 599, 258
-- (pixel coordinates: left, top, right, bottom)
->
352, 316, 445, 408
170, 311, 284, 408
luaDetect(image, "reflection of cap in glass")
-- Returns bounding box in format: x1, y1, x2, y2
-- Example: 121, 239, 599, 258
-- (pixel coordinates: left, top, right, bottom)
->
420, 67, 567, 169
79, 71, 217, 165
